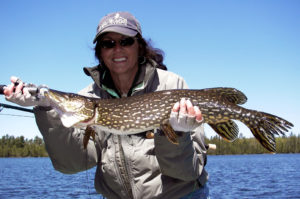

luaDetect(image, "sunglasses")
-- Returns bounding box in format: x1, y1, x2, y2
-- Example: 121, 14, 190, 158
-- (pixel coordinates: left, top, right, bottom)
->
99, 37, 136, 49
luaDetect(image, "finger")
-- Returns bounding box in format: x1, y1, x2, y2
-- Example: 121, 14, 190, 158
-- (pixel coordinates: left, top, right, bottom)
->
170, 103, 179, 125
3, 83, 14, 96
15, 81, 24, 93
172, 102, 180, 112
10, 76, 23, 93
186, 100, 195, 116
10, 76, 19, 84
194, 106, 203, 122
23, 87, 31, 98
179, 98, 187, 115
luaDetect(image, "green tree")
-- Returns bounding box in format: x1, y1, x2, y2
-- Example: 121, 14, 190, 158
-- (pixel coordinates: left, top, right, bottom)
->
206, 133, 299, 155
0, 134, 48, 157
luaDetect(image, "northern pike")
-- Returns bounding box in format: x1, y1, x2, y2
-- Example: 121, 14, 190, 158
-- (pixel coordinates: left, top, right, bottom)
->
42, 87, 293, 153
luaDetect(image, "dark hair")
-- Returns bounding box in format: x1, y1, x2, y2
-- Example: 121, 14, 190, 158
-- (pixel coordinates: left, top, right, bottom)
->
94, 34, 167, 70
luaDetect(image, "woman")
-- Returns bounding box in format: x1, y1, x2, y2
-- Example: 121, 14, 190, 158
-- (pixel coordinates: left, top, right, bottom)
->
4, 11, 209, 199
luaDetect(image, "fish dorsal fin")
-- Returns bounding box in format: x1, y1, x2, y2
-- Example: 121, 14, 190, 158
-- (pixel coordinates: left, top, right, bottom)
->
204, 87, 247, 105
209, 120, 239, 142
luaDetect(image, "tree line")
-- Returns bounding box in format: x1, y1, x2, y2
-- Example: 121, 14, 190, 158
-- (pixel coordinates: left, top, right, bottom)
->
0, 134, 48, 157
205, 132, 300, 155
0, 133, 299, 157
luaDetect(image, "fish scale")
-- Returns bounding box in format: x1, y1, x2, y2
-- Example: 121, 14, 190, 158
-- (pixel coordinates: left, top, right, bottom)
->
43, 87, 293, 153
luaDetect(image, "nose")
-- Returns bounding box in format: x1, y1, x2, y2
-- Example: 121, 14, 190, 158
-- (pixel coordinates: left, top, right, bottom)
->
113, 42, 123, 52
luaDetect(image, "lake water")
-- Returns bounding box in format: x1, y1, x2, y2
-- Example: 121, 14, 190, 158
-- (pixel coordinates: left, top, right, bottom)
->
206, 154, 300, 199
0, 154, 299, 199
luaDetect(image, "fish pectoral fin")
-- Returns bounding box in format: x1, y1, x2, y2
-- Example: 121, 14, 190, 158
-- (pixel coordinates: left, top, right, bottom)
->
160, 123, 179, 145
209, 120, 239, 142
83, 126, 96, 149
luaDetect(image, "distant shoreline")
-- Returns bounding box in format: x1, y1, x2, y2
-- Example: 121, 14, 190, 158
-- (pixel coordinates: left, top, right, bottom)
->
1, 134, 299, 157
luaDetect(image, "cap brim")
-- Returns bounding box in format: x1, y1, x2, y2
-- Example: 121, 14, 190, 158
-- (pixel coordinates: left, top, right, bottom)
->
93, 26, 138, 44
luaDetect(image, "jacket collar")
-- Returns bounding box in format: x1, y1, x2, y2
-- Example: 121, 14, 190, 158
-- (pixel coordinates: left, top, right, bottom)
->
83, 60, 157, 98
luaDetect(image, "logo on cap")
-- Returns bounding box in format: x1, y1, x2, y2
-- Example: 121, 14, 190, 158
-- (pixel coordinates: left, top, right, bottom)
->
98, 13, 127, 32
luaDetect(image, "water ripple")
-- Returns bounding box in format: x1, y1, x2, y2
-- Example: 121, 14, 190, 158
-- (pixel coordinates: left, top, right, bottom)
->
0, 154, 299, 198
206, 154, 300, 199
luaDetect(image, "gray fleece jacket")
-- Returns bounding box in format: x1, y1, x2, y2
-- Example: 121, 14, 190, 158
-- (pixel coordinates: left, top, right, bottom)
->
34, 60, 208, 199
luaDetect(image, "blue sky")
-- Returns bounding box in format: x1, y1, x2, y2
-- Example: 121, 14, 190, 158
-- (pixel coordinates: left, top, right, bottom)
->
0, 0, 299, 139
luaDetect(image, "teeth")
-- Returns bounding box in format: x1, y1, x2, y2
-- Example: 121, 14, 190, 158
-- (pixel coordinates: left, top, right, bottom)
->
114, 57, 126, 62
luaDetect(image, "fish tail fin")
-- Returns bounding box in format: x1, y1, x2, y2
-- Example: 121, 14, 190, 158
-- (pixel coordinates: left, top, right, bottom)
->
160, 123, 179, 145
249, 126, 277, 153
209, 120, 239, 142
244, 110, 293, 153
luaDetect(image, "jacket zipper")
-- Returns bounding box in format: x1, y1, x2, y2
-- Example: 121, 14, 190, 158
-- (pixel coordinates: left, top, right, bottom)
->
117, 135, 134, 199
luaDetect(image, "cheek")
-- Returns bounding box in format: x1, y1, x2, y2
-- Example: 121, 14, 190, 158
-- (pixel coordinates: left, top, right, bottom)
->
131, 51, 139, 62
100, 51, 110, 63
130, 45, 140, 61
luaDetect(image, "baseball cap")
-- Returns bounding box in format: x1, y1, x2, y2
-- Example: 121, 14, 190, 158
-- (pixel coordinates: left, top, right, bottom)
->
93, 11, 142, 43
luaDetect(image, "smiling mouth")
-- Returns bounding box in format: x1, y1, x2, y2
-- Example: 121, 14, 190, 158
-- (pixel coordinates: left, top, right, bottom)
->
113, 57, 127, 62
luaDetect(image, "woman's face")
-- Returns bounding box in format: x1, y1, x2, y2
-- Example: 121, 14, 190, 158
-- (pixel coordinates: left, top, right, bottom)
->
99, 32, 139, 77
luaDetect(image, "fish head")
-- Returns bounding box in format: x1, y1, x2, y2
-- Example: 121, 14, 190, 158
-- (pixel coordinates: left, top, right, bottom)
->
42, 88, 96, 128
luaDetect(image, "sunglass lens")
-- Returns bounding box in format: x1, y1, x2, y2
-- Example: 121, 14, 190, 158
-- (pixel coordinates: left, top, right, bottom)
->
100, 40, 115, 49
100, 37, 135, 49
120, 37, 135, 47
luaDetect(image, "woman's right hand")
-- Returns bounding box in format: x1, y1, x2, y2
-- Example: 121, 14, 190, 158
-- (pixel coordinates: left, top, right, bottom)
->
4, 76, 50, 107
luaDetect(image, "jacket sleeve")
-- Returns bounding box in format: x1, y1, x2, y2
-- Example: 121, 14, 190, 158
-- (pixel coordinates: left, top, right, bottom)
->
154, 69, 208, 181
154, 126, 207, 181
33, 106, 98, 174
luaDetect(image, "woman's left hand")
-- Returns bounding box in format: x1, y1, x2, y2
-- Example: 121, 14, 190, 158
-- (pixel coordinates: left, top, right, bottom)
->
169, 98, 203, 132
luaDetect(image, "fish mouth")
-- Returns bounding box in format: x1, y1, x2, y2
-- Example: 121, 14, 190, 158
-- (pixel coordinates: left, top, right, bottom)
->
44, 89, 83, 112
42, 89, 96, 128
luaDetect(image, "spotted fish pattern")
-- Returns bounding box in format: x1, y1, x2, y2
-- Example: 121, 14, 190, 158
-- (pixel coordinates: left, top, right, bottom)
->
43, 87, 293, 152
